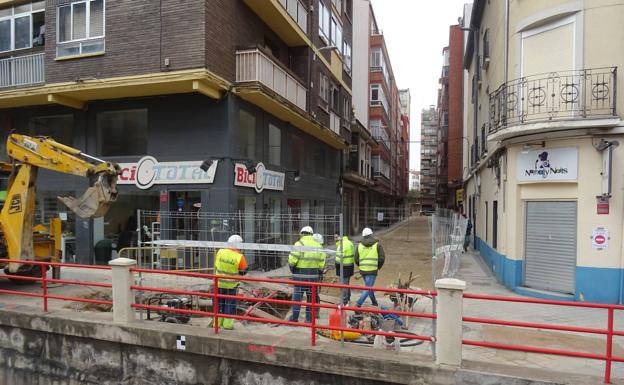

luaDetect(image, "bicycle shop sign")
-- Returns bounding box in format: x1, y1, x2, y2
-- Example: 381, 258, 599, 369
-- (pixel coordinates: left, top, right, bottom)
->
234, 162, 285, 193
117, 156, 218, 189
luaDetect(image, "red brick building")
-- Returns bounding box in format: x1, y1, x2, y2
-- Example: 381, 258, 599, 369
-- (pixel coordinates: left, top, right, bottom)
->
437, 24, 464, 209
447, 24, 465, 208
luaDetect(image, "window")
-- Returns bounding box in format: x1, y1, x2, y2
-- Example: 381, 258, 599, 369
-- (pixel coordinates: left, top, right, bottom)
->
330, 16, 342, 53
331, 83, 340, 111
96, 109, 147, 156
268, 123, 281, 166
319, 73, 329, 103
331, 0, 342, 13
0, 1, 45, 53
57, 0, 105, 57
318, 1, 330, 40
239, 109, 256, 160
343, 40, 352, 72
342, 95, 350, 120
29, 115, 74, 147
370, 48, 382, 69
370, 84, 388, 112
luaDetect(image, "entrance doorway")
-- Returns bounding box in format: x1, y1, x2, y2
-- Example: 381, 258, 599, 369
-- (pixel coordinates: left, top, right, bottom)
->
524, 201, 577, 294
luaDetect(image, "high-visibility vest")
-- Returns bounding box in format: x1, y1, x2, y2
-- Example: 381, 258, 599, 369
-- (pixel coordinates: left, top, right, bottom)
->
288, 235, 324, 269
335, 237, 355, 266
215, 248, 243, 289
358, 242, 379, 272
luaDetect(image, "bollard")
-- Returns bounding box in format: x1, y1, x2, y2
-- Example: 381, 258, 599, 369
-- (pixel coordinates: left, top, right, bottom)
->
109, 258, 137, 323
435, 278, 466, 366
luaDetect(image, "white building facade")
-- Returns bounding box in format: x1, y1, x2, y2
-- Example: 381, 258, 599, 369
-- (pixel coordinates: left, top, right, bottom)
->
464, 0, 624, 304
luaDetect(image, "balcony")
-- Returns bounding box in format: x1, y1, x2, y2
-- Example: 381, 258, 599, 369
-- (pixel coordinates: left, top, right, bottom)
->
0, 53, 44, 89
243, 0, 309, 46
278, 0, 308, 33
236, 49, 306, 111
488, 67, 619, 139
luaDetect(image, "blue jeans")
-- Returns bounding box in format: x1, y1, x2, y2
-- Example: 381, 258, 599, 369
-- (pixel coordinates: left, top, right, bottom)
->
340, 275, 351, 305
218, 288, 237, 315
290, 281, 316, 322
356, 274, 378, 307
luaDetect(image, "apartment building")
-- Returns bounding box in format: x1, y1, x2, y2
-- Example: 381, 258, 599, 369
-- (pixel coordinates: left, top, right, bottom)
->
464, 0, 623, 303
420, 106, 437, 212
344, 0, 375, 235
349, 0, 408, 233
0, 0, 353, 262
368, 10, 406, 208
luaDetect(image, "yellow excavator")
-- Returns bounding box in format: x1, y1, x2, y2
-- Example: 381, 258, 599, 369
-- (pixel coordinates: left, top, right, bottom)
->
0, 133, 120, 277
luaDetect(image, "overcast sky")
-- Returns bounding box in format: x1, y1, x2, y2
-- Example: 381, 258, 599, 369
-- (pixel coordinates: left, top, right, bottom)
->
371, 0, 470, 171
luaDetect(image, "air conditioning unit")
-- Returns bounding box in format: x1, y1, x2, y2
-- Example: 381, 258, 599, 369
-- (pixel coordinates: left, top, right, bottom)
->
349, 145, 358, 152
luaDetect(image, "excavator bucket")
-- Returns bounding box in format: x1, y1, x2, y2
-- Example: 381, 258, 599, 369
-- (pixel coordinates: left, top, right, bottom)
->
58, 176, 118, 219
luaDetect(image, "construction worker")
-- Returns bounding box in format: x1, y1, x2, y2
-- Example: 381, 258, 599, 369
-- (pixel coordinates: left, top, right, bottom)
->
288, 226, 324, 323
334, 233, 355, 305
214, 234, 248, 330
355, 227, 386, 308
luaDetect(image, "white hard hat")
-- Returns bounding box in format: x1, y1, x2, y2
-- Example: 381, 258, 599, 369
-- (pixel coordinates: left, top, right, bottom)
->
313, 233, 324, 244
362, 228, 373, 237
228, 234, 243, 243
300, 226, 313, 234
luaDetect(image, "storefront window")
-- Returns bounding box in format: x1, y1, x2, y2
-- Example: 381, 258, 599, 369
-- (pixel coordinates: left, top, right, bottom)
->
313, 200, 325, 238
237, 196, 256, 242
96, 109, 148, 157
29, 114, 73, 146
269, 196, 281, 238
239, 109, 256, 160
268, 123, 281, 166
105, 191, 159, 251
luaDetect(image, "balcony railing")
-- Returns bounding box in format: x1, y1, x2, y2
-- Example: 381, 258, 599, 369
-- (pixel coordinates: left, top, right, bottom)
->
489, 67, 617, 134
236, 49, 307, 111
0, 53, 45, 89
277, 0, 308, 33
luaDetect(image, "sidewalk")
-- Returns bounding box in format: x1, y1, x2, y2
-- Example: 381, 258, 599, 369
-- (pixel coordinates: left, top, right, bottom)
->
453, 249, 623, 382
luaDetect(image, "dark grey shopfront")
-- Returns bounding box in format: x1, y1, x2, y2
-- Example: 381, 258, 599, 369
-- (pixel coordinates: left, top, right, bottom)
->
0, 93, 341, 264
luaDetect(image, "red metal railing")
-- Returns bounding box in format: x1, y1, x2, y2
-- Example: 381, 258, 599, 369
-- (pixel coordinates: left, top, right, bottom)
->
463, 293, 624, 384
130, 267, 437, 346
0, 259, 112, 311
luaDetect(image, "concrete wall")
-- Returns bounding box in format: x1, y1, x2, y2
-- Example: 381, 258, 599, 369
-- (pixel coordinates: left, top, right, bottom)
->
0, 307, 578, 385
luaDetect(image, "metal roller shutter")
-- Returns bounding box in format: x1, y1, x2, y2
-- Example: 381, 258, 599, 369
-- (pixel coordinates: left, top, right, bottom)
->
524, 201, 577, 294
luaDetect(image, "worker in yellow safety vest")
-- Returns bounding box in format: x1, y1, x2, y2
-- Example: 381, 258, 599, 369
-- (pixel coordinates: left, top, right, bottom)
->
334, 233, 355, 305
288, 226, 324, 323
355, 227, 386, 308
214, 234, 248, 330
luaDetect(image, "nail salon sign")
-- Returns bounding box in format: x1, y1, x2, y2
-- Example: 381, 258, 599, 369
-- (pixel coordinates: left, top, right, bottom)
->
517, 147, 578, 182
118, 156, 218, 189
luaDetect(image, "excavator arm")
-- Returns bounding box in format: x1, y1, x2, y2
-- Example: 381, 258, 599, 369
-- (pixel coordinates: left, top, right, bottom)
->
6, 134, 120, 218
0, 134, 120, 271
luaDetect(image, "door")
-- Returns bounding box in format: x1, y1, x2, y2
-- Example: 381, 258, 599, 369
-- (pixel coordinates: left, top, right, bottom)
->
524, 201, 577, 294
